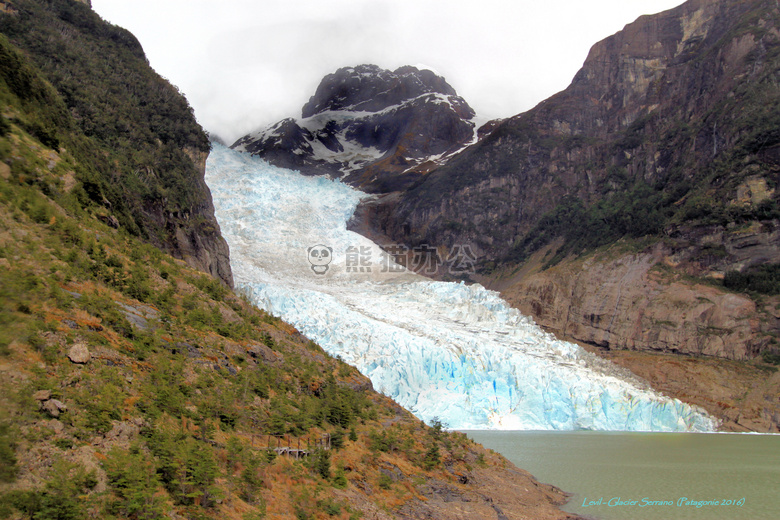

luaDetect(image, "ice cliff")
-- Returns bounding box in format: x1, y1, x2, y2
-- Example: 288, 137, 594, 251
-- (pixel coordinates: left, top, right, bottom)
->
205, 144, 716, 432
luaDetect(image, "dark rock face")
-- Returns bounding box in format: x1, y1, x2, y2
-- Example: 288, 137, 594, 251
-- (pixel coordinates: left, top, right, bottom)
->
147, 147, 234, 288
380, 0, 780, 264
357, 0, 780, 361
232, 65, 481, 193
301, 64, 458, 117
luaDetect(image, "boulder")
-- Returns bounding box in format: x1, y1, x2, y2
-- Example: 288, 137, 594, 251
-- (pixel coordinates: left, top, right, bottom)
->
33, 389, 52, 401
42, 399, 67, 417
67, 343, 91, 364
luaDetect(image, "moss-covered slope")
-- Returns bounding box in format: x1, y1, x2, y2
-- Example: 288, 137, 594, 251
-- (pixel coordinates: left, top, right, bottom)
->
0, 0, 232, 286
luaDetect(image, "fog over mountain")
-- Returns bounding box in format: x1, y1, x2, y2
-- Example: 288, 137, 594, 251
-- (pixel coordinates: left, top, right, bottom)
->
91, 0, 684, 141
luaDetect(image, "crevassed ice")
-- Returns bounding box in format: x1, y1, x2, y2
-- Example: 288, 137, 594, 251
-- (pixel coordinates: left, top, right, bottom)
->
205, 144, 716, 432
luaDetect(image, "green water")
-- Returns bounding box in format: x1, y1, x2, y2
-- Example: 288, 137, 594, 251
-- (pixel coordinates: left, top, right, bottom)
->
465, 431, 780, 520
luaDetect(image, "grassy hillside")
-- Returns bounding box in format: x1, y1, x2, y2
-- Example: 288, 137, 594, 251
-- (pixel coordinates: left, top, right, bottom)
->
0, 163, 490, 519
0, 4, 574, 520
0, 40, 493, 520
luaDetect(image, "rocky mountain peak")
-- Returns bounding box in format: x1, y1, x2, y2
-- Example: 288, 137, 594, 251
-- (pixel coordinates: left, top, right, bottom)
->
301, 64, 457, 118
232, 64, 485, 193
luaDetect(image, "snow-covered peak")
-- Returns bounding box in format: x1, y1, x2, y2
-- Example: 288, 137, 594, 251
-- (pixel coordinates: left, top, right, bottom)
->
301, 64, 458, 118
231, 64, 490, 193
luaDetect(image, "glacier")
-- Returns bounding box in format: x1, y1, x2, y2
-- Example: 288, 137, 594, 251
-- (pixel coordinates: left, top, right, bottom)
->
205, 144, 716, 432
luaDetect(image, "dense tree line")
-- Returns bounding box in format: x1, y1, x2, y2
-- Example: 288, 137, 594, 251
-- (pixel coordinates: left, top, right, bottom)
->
0, 0, 210, 241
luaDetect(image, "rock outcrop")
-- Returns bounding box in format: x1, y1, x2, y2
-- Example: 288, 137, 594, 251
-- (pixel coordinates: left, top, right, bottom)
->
492, 243, 767, 360
232, 64, 485, 193
142, 147, 234, 287
585, 346, 780, 432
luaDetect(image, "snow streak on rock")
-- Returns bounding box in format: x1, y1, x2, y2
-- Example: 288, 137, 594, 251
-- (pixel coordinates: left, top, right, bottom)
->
206, 144, 716, 432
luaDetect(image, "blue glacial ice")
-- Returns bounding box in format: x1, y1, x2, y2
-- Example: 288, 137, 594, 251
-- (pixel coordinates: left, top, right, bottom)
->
205, 144, 717, 432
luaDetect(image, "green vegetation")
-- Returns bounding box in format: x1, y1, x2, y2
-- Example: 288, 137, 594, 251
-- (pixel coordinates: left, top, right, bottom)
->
762, 350, 780, 365
1, 460, 97, 520
0, 37, 502, 520
0, 117, 498, 515
0, 424, 17, 484
0, 0, 219, 264
505, 180, 668, 267
103, 447, 169, 519
724, 263, 780, 296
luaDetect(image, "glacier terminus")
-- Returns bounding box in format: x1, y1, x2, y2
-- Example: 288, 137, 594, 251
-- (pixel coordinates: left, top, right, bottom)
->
205, 144, 716, 432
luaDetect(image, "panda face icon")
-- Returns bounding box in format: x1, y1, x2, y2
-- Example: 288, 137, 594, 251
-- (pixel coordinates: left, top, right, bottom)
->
307, 245, 333, 274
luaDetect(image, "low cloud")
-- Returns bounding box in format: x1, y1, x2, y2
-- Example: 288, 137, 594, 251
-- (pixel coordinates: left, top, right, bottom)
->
92, 0, 684, 142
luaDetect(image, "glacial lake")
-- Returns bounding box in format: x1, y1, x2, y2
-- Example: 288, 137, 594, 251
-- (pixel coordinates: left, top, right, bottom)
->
465, 430, 780, 520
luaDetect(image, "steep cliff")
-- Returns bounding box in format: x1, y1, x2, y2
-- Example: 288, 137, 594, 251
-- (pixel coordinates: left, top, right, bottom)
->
233, 64, 484, 193
365, 0, 780, 363
382, 0, 780, 257
0, 0, 232, 286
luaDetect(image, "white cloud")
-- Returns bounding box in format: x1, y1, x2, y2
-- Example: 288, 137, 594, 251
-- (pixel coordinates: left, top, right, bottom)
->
92, 0, 684, 142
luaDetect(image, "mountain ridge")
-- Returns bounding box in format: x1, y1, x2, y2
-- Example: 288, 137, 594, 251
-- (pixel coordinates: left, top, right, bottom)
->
231, 0, 780, 431
232, 64, 486, 193
357, 0, 780, 363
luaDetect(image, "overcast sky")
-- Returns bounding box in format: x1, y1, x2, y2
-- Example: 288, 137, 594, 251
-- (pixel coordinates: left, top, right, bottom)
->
91, 0, 684, 143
